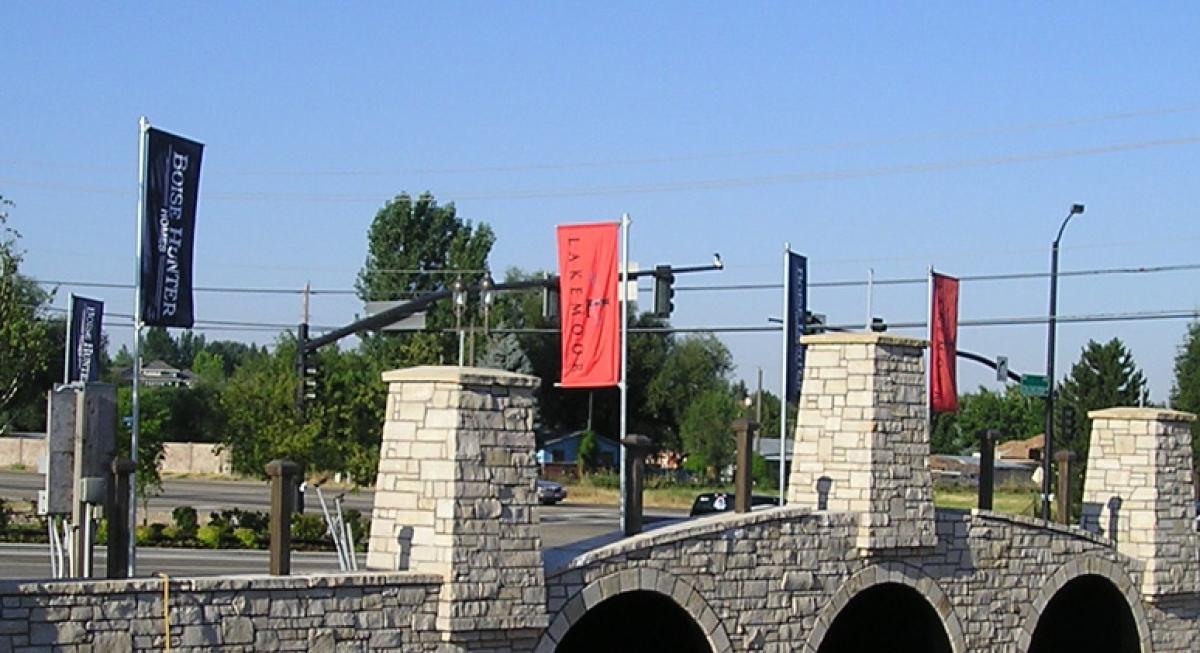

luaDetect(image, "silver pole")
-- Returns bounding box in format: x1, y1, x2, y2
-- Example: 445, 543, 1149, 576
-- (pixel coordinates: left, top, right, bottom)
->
619, 213, 630, 534
63, 294, 74, 383
778, 243, 790, 505
866, 268, 874, 330
927, 266, 934, 436
130, 116, 150, 577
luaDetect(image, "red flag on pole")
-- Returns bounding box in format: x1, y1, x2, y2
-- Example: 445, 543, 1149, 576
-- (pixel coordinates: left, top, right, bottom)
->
557, 222, 621, 388
930, 272, 960, 413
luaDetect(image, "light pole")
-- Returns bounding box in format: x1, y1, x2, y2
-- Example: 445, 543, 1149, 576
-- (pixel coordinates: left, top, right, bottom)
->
1042, 203, 1085, 521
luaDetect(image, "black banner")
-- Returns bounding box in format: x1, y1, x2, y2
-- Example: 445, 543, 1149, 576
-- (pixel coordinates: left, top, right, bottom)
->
141, 127, 203, 328
67, 295, 104, 383
783, 252, 808, 403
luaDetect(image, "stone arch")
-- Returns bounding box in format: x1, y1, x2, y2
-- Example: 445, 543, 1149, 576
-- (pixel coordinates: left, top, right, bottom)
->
536, 568, 733, 653
1017, 556, 1152, 653
804, 562, 968, 653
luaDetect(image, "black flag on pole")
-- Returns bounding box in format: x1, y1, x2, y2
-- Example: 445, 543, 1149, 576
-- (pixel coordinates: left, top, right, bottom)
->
67, 295, 104, 383
140, 127, 203, 328
783, 252, 808, 403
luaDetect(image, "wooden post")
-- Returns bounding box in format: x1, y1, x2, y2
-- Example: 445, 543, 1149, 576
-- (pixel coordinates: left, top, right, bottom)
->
266, 459, 300, 575
1055, 450, 1076, 525
106, 458, 135, 578
978, 429, 997, 511
733, 419, 758, 513
621, 435, 653, 536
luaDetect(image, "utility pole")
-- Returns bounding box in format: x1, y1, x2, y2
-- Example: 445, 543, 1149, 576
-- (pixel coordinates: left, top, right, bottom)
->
755, 367, 763, 454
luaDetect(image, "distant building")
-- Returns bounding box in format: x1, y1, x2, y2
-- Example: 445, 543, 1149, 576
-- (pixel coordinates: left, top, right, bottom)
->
997, 434, 1044, 463
537, 431, 621, 468
930, 454, 1038, 490
119, 360, 196, 388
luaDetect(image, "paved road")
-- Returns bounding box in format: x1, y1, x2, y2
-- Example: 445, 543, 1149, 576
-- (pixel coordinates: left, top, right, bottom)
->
0, 471, 686, 580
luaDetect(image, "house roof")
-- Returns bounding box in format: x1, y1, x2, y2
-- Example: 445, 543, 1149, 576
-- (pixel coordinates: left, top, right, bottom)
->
540, 431, 622, 449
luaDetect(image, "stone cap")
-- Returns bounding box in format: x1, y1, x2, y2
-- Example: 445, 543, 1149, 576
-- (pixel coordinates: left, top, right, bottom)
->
381, 365, 541, 389
1087, 407, 1196, 422
800, 332, 928, 348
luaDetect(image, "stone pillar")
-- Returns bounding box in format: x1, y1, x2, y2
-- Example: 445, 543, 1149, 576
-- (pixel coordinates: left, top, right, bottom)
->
366, 366, 548, 637
1082, 407, 1199, 598
787, 333, 936, 551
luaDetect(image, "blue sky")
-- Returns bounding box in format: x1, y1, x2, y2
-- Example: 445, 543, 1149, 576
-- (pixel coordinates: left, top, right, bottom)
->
3, 3, 1199, 401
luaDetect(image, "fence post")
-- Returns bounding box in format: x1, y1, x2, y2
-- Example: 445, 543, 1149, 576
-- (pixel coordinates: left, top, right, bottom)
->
621, 435, 653, 536
266, 459, 300, 575
106, 458, 135, 578
733, 419, 758, 513
1055, 450, 1076, 525
978, 429, 997, 511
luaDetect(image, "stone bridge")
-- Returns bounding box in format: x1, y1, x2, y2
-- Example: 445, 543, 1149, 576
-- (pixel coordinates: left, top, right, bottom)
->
1, 333, 1197, 652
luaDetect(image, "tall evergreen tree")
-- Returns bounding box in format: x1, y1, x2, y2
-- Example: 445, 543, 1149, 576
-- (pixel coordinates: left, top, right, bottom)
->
1057, 338, 1149, 516
1170, 321, 1200, 468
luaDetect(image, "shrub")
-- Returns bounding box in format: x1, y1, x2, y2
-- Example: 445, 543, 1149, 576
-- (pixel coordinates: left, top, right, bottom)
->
135, 525, 163, 546
233, 527, 261, 549
172, 506, 198, 534
0, 499, 10, 532
197, 524, 227, 549
291, 513, 326, 542
161, 525, 184, 542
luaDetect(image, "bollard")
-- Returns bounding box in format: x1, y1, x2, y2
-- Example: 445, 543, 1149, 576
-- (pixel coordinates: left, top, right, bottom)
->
1055, 450, 1076, 525
978, 430, 997, 511
733, 419, 758, 513
621, 436, 653, 536
106, 458, 135, 578
266, 459, 301, 575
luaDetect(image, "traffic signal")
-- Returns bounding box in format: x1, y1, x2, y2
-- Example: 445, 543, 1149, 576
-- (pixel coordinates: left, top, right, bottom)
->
805, 311, 827, 334
653, 265, 675, 317
542, 274, 559, 320
296, 323, 318, 414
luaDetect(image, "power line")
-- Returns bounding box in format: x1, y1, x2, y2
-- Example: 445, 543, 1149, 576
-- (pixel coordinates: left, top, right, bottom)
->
32, 261, 1200, 298
5, 134, 1200, 203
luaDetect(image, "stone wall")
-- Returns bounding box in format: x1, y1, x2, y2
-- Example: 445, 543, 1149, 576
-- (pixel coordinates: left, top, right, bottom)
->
1082, 407, 1200, 598
0, 573, 444, 652
366, 366, 548, 644
542, 506, 1200, 653
787, 333, 936, 551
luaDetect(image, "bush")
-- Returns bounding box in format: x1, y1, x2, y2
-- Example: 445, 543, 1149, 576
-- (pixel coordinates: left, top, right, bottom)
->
233, 527, 261, 549
161, 525, 184, 542
291, 513, 326, 542
0, 499, 11, 532
135, 524, 164, 546
197, 524, 227, 549
172, 506, 198, 534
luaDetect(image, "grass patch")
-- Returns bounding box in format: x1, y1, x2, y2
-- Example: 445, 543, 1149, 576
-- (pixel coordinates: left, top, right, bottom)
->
562, 481, 1041, 516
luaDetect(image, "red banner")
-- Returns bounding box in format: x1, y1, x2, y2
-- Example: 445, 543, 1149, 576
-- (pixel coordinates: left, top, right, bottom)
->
557, 223, 621, 388
930, 272, 960, 413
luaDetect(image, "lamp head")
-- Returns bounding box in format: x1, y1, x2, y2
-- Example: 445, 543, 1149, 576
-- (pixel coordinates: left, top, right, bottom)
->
1070, 203, 1085, 215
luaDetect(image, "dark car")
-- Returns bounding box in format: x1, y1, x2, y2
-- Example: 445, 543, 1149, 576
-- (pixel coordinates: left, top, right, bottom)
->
537, 479, 567, 505
689, 492, 780, 517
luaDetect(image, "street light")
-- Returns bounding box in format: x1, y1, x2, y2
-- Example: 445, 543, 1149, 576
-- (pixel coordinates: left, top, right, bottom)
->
1042, 202, 1084, 521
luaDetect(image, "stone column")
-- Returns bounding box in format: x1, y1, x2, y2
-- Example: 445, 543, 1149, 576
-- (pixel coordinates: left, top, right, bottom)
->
1082, 407, 1199, 598
366, 366, 548, 637
787, 333, 936, 551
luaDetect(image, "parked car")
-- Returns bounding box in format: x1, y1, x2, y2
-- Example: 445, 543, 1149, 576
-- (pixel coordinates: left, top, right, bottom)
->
537, 479, 567, 505
688, 492, 779, 517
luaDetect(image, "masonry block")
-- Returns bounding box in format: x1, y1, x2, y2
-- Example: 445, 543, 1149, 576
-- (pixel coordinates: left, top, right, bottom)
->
1082, 407, 1200, 598
787, 333, 937, 551
365, 366, 549, 636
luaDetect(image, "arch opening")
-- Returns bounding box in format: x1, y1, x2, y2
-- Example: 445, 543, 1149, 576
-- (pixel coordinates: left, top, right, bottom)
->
556, 590, 712, 653
1028, 574, 1140, 653
817, 582, 953, 653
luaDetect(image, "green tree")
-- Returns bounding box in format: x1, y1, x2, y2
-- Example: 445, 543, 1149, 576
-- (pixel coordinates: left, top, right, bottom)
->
648, 334, 734, 450
1057, 338, 1149, 516
0, 196, 52, 430
930, 385, 1043, 454
680, 389, 740, 482
1170, 321, 1200, 468
576, 430, 598, 476
355, 192, 495, 369
117, 386, 170, 501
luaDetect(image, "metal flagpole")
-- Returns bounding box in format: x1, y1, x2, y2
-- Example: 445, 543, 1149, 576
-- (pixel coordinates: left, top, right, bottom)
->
866, 268, 874, 330
927, 266, 935, 436
619, 213, 631, 534
63, 294, 74, 383
778, 243, 790, 505
130, 116, 150, 577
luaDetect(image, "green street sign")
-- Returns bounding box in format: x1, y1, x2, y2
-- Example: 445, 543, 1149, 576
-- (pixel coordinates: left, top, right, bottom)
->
1020, 374, 1049, 398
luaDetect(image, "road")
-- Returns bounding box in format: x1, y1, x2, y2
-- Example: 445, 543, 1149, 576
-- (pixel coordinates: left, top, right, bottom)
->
0, 471, 686, 580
